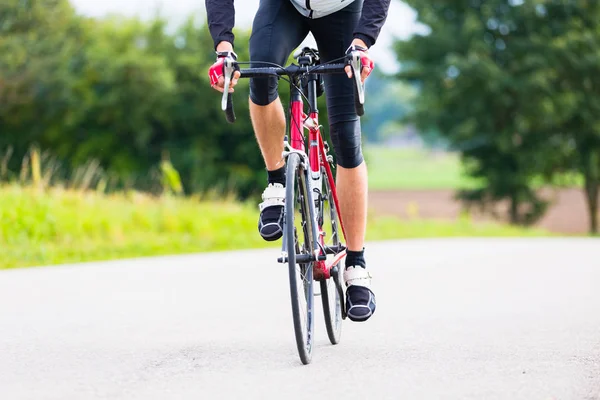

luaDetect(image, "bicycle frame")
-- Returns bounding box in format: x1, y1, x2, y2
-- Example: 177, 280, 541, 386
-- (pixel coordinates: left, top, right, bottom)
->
286, 72, 347, 280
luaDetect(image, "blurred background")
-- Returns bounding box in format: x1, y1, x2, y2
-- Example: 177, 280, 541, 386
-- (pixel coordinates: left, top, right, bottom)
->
1, 0, 598, 269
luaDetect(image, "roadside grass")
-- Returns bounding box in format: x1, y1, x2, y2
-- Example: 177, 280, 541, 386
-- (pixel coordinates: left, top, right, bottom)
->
0, 184, 271, 269
0, 184, 553, 269
368, 212, 553, 240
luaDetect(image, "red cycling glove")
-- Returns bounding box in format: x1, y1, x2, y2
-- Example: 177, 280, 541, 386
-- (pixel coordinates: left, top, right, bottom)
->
209, 58, 224, 87
208, 51, 237, 88
346, 44, 374, 79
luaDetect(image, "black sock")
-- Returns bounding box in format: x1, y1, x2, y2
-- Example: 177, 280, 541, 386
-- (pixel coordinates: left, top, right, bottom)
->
267, 166, 286, 186
345, 249, 366, 269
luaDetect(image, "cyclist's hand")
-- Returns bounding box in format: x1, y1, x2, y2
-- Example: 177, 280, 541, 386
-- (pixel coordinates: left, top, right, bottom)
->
344, 40, 374, 84
208, 51, 241, 93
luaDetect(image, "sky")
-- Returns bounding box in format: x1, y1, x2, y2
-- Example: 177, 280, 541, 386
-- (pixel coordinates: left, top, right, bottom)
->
70, 0, 427, 73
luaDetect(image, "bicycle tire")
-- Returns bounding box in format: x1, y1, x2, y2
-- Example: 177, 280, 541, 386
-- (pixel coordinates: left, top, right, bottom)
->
285, 152, 315, 365
319, 166, 344, 345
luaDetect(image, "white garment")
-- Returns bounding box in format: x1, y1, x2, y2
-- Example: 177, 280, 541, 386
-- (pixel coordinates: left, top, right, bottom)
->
289, 0, 357, 19
343, 265, 372, 288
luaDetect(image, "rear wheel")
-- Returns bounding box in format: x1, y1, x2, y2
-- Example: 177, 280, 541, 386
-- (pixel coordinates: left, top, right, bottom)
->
285, 153, 315, 365
319, 167, 344, 345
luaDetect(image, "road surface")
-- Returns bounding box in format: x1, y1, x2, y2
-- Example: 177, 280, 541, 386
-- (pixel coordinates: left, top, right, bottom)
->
1, 238, 599, 399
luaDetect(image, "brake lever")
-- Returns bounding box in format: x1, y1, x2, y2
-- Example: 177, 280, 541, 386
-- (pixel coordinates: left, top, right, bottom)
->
221, 57, 235, 111
221, 57, 238, 123
349, 50, 365, 105
347, 50, 366, 116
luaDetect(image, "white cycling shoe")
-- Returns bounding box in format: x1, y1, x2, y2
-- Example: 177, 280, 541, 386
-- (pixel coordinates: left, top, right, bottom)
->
344, 265, 376, 322
258, 183, 286, 241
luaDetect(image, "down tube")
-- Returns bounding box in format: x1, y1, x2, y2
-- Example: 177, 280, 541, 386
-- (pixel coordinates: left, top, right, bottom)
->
319, 133, 347, 241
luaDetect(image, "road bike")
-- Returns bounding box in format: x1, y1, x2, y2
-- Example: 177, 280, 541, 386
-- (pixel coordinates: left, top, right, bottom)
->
217, 47, 367, 365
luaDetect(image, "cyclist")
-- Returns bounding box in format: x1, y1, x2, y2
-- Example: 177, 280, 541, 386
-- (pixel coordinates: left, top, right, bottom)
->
206, 0, 390, 322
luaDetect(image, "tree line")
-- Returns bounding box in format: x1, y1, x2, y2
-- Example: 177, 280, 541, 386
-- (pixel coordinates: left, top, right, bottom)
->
3, 0, 599, 233
0, 0, 410, 200
395, 0, 600, 233
0, 0, 286, 199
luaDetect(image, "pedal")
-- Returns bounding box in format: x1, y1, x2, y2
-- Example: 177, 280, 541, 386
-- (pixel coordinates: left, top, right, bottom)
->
277, 251, 288, 263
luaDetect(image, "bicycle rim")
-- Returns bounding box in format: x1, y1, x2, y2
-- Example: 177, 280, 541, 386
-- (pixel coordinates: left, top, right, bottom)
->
319, 166, 343, 345
285, 153, 315, 365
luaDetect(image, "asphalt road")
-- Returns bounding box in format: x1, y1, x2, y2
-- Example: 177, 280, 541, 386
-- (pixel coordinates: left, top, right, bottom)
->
1, 238, 599, 400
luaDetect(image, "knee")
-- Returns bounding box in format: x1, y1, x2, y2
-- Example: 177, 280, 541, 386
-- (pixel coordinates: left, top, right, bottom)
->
329, 120, 364, 169
248, 45, 279, 105
249, 76, 279, 106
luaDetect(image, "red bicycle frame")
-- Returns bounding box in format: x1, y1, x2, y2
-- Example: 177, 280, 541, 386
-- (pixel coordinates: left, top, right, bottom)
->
289, 84, 347, 280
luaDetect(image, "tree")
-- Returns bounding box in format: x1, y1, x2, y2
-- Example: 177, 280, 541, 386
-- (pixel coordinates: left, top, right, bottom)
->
394, 0, 600, 231
532, 1, 600, 233
0, 0, 85, 168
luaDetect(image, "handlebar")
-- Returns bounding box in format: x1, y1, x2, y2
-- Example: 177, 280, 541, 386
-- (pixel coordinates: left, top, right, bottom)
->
220, 51, 366, 123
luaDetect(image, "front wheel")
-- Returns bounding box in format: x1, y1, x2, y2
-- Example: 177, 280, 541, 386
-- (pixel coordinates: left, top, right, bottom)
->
285, 153, 315, 365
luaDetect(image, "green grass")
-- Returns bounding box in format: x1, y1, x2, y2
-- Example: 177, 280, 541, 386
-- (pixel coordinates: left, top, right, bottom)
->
368, 213, 552, 240
0, 185, 274, 269
365, 146, 479, 190
0, 184, 552, 269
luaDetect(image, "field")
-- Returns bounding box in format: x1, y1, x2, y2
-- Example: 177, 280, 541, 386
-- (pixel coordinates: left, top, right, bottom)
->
364, 145, 592, 235
364, 146, 477, 190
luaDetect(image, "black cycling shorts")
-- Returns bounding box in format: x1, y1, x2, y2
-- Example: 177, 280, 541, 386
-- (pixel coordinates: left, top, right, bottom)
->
248, 0, 364, 169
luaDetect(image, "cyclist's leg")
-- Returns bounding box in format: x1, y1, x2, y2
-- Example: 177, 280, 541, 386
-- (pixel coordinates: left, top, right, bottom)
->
249, 0, 309, 241
309, 0, 376, 322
